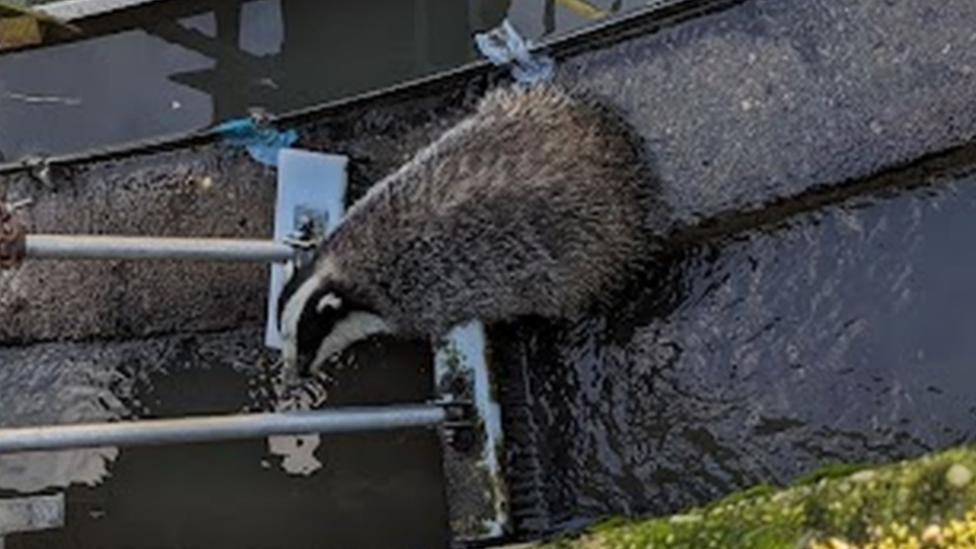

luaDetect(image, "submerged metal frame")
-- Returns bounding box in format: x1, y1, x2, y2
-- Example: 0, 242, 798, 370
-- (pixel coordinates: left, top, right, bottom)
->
3, 230, 505, 541
1, 147, 512, 543
434, 322, 509, 539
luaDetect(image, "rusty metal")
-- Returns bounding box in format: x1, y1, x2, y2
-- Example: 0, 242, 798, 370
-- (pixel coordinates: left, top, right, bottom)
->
0, 179, 27, 269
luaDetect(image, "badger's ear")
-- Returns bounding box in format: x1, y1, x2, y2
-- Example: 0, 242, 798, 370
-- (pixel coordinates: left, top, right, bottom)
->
316, 293, 343, 313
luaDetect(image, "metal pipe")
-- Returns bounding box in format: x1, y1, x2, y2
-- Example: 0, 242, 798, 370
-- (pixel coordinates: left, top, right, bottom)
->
0, 405, 447, 454
25, 235, 295, 263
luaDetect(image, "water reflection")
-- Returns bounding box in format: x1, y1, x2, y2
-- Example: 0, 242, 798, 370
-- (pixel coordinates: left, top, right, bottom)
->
0, 330, 450, 549
0, 0, 647, 159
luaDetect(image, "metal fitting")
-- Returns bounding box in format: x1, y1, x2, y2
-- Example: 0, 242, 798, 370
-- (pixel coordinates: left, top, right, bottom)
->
434, 397, 478, 453
21, 155, 54, 189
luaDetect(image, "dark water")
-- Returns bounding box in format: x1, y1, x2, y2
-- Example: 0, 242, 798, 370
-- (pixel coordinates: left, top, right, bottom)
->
0, 0, 647, 159
0, 330, 449, 549
506, 173, 976, 526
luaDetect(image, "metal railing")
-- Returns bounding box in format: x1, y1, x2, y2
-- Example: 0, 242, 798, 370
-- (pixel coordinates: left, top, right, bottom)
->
0, 405, 454, 454
24, 234, 295, 263
0, 147, 509, 540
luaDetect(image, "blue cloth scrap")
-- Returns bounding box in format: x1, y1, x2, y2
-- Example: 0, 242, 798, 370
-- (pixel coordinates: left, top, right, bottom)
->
213, 117, 298, 167
474, 19, 555, 85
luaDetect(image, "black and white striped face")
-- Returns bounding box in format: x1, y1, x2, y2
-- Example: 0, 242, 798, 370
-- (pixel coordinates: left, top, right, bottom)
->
277, 260, 391, 378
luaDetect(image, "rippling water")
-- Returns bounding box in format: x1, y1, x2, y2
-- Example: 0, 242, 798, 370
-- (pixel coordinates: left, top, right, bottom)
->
506, 176, 976, 525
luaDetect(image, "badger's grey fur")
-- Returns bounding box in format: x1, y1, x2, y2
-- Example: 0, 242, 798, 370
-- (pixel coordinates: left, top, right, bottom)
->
278, 84, 664, 377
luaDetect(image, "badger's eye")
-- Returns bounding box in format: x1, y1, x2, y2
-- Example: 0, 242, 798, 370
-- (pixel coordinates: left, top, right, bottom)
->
295, 290, 343, 356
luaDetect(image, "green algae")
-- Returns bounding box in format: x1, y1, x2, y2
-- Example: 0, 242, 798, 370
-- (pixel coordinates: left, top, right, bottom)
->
532, 445, 976, 549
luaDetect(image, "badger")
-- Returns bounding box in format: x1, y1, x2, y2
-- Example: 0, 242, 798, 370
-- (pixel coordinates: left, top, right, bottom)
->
277, 84, 664, 378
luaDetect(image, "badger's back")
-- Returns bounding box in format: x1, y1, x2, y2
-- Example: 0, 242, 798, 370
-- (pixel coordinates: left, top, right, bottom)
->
327, 85, 661, 336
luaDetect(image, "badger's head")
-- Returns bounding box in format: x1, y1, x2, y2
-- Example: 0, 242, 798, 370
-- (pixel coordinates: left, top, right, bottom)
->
277, 257, 392, 378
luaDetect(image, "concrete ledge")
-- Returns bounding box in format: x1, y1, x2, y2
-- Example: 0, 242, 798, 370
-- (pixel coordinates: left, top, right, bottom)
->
557, 0, 976, 223
0, 150, 273, 342
3, 0, 976, 345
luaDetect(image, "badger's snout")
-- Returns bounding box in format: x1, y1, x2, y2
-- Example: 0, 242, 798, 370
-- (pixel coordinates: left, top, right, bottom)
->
293, 353, 316, 378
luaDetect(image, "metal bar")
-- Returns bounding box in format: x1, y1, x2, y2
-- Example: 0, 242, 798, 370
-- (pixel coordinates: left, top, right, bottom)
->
0, 405, 447, 454
435, 321, 509, 539
25, 234, 294, 262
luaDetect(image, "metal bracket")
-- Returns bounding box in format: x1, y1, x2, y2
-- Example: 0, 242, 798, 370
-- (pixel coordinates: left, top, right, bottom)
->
264, 149, 347, 350
434, 321, 510, 540
434, 398, 478, 452
20, 156, 55, 189
474, 19, 555, 85
281, 205, 328, 268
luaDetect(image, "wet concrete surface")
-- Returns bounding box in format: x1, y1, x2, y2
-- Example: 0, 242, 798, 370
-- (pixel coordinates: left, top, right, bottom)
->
1, 0, 976, 546
496, 173, 976, 527
555, 0, 976, 224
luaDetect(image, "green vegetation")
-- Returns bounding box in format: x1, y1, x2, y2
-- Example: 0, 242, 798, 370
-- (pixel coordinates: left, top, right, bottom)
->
0, 0, 79, 49
536, 445, 976, 549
